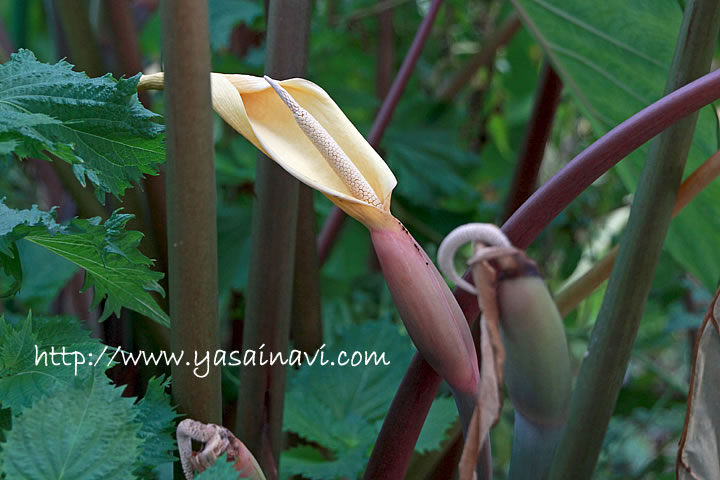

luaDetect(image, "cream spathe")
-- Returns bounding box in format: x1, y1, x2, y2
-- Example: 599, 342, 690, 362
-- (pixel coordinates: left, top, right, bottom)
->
140, 72, 396, 229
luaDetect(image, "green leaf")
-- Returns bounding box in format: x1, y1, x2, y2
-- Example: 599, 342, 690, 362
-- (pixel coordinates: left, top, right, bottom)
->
282, 319, 457, 479
0, 314, 104, 412
0, 49, 165, 200
511, 0, 720, 287
0, 314, 180, 479
0, 201, 169, 327
209, 0, 263, 51
415, 396, 459, 454
281, 445, 367, 480
0, 368, 141, 480
0, 139, 18, 155
14, 239, 79, 312
133, 376, 179, 477
217, 202, 252, 294
385, 122, 480, 211
195, 453, 248, 480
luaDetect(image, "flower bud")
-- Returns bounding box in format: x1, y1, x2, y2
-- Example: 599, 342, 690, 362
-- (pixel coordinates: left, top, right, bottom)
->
372, 224, 479, 395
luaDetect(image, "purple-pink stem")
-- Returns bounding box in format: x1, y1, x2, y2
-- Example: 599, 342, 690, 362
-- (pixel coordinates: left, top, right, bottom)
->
0, 16, 12, 60
502, 62, 562, 221
366, 66, 720, 477
316, 0, 445, 265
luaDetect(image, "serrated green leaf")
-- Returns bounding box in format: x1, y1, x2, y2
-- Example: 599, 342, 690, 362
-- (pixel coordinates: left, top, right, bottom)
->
15, 239, 79, 311
0, 49, 165, 200
385, 123, 480, 211
0, 314, 104, 412
0, 201, 169, 327
0, 139, 18, 155
511, 0, 720, 287
209, 0, 263, 51
415, 396, 459, 454
0, 369, 141, 480
195, 453, 250, 480
283, 319, 457, 479
217, 202, 252, 294
133, 376, 179, 477
280, 445, 367, 480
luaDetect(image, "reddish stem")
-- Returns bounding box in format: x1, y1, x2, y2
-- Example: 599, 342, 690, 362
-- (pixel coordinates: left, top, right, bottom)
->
502, 62, 562, 221
316, 0, 445, 264
367, 66, 720, 477
503, 67, 720, 250
0, 16, 12, 60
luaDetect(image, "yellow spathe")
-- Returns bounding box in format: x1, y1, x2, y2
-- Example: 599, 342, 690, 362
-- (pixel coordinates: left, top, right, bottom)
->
139, 72, 397, 229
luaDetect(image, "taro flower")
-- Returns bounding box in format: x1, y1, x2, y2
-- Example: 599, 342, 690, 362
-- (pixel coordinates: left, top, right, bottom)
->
139, 73, 480, 398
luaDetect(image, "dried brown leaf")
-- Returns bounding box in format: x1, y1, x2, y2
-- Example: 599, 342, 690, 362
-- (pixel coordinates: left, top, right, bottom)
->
677, 287, 720, 480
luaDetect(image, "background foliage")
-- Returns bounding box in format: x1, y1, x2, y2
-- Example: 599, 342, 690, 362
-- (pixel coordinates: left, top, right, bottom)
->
0, 0, 717, 478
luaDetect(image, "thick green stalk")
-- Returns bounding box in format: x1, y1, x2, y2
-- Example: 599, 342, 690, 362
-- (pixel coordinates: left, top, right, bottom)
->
291, 185, 323, 354
234, 1, 312, 476
549, 1, 720, 478
162, 0, 222, 431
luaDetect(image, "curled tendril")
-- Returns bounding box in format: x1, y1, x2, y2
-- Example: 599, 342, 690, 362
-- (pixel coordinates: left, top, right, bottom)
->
437, 223, 515, 296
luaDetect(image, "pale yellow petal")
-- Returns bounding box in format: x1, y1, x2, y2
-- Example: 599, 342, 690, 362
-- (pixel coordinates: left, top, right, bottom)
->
209, 73, 265, 154
225, 75, 397, 206
138, 72, 398, 229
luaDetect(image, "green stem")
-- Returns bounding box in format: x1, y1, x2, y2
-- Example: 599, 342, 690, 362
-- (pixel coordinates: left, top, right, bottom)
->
549, 1, 720, 478
291, 186, 323, 354
161, 0, 222, 429
234, 1, 312, 476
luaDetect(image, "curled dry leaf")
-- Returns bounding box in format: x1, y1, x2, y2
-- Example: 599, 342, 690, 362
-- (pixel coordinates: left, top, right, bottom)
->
177, 419, 266, 480
677, 287, 720, 480
458, 248, 505, 480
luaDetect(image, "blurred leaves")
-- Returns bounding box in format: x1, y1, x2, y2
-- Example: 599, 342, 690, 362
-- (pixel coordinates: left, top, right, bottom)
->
209, 0, 263, 51
512, 0, 720, 288
385, 124, 480, 210
281, 319, 458, 479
